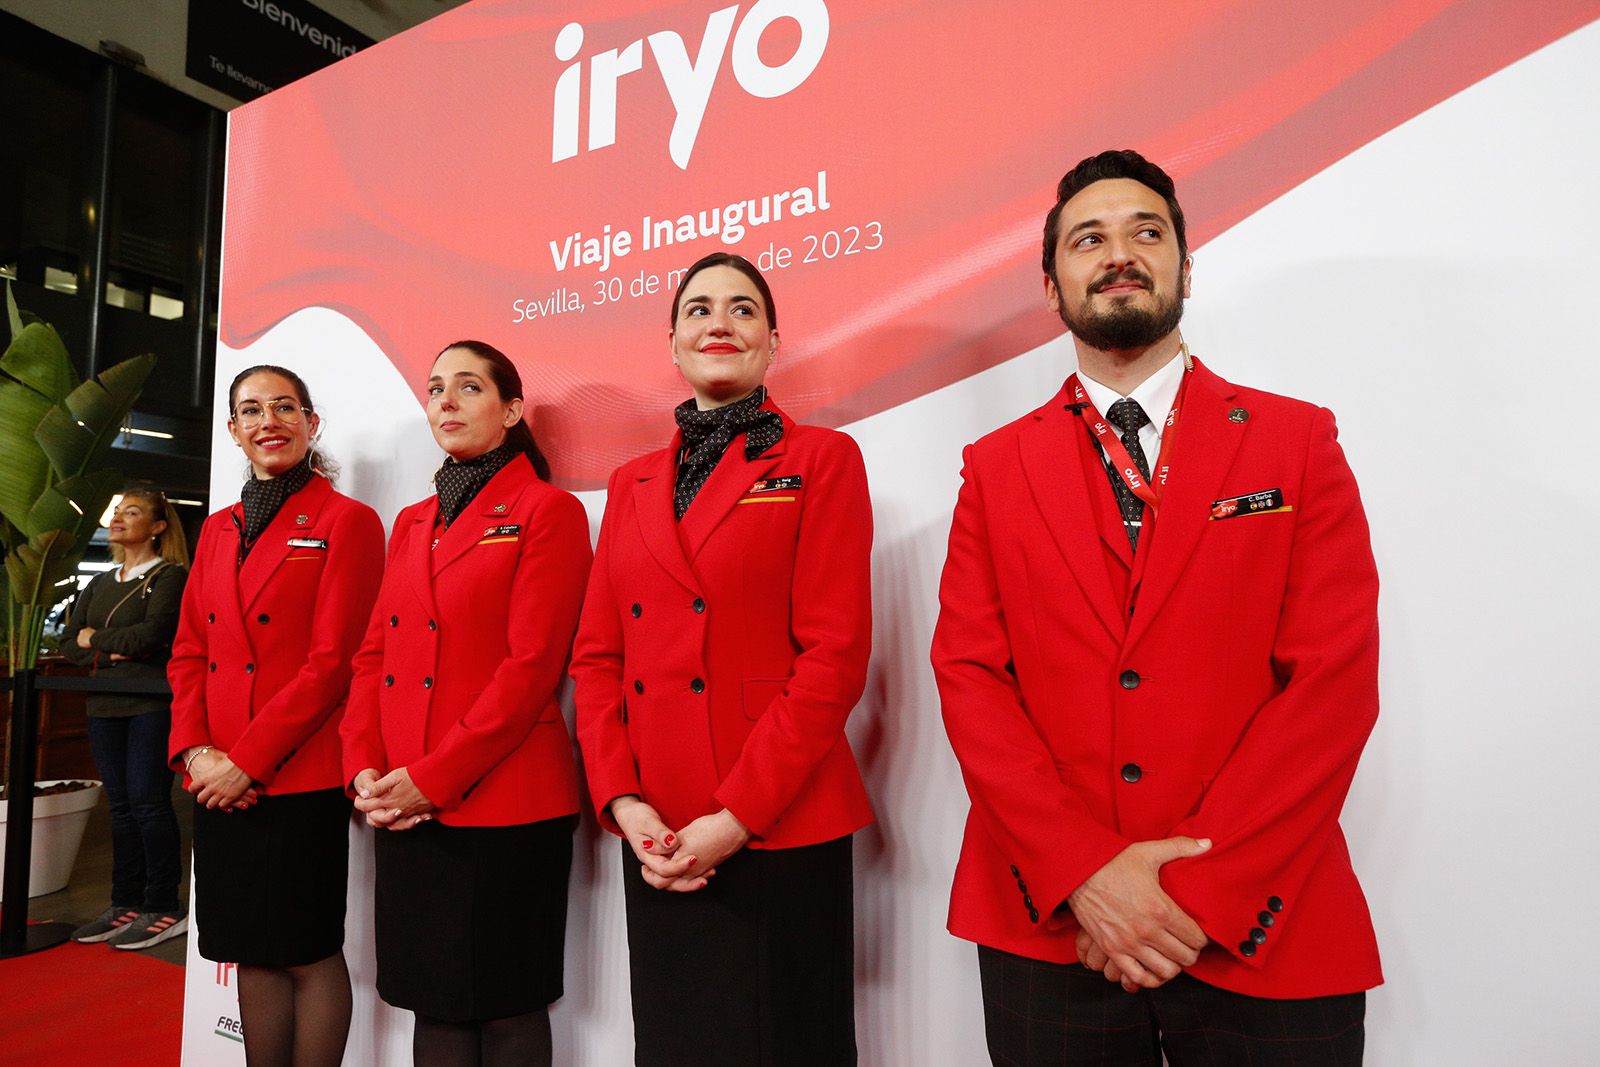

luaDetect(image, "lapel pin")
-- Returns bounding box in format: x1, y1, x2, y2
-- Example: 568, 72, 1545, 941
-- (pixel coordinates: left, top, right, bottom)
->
296, 514, 309, 524
492, 503, 508, 514
1228, 408, 1249, 423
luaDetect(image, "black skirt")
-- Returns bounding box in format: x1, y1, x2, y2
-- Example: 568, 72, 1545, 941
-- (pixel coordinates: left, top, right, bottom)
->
622, 834, 856, 1066
372, 815, 575, 1021
191, 787, 352, 967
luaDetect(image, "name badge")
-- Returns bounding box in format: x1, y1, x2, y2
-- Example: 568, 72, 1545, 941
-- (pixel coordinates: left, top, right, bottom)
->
747, 476, 802, 493
1210, 489, 1287, 520
477, 524, 521, 545
286, 537, 328, 549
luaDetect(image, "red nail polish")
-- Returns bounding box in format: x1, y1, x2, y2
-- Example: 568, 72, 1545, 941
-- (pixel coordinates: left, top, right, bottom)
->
663, 833, 675, 846
642, 838, 654, 849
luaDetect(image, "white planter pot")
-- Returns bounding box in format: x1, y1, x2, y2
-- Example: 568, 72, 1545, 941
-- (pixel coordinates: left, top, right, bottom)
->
0, 779, 103, 898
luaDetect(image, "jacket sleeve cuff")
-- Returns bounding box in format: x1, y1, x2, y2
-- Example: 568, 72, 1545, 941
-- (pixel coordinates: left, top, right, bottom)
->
407, 754, 463, 812
712, 781, 777, 839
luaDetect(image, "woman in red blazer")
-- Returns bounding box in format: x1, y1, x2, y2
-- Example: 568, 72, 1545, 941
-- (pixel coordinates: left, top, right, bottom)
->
571, 253, 874, 1065
168, 365, 384, 1067
341, 340, 591, 1066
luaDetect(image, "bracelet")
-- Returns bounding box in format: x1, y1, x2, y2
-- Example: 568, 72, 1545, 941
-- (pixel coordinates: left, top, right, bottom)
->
183, 745, 212, 770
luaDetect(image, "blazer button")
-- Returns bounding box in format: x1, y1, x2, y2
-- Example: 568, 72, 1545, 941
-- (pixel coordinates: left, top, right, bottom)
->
1239, 940, 1257, 958
390, 615, 399, 627
244, 663, 255, 674
384, 675, 394, 686
1017, 879, 1028, 893
1120, 762, 1142, 783
423, 677, 434, 688
1027, 907, 1040, 924
690, 678, 705, 694
1267, 896, 1284, 913
692, 598, 706, 614
1249, 927, 1267, 944
428, 619, 437, 631
208, 662, 216, 672
1022, 894, 1034, 910
257, 613, 270, 624
631, 603, 642, 618
1258, 911, 1274, 927
1119, 669, 1140, 690
634, 680, 644, 695
1009, 864, 1020, 877
207, 612, 215, 623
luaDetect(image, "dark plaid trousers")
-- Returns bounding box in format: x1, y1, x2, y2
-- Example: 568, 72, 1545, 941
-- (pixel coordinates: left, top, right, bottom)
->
978, 946, 1365, 1066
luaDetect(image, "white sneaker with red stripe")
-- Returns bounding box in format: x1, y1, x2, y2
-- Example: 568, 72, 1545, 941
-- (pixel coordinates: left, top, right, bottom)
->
109, 910, 188, 950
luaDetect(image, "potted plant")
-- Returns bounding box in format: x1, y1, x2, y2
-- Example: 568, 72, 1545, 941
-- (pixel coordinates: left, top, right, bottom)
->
0, 282, 154, 932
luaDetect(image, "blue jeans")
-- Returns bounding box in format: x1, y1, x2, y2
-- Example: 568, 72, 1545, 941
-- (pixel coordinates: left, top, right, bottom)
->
87, 709, 182, 913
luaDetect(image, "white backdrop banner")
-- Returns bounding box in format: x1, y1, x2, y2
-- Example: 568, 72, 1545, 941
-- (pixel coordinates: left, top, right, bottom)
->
185, 2, 1600, 1063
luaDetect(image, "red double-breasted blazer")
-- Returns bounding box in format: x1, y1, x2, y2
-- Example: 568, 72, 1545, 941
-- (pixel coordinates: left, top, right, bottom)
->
932, 359, 1382, 999
168, 474, 385, 794
571, 401, 874, 849
341, 454, 590, 827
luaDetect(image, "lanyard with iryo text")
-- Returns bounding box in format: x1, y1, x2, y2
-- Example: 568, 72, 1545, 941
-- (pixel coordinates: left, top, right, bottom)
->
1066, 346, 1192, 516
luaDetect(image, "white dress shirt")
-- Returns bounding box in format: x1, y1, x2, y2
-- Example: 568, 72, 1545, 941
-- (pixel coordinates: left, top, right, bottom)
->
1077, 349, 1186, 475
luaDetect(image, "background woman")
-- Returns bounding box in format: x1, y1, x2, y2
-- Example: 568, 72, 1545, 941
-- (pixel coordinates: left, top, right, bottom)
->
571, 252, 875, 1065
342, 340, 591, 1067
64, 489, 190, 949
168, 365, 384, 1067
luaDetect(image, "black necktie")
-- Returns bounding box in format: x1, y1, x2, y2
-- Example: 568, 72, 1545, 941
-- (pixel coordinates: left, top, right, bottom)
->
1104, 398, 1152, 551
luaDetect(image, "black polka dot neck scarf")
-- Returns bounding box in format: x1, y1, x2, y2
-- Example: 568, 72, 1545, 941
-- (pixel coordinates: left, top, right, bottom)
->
434, 441, 519, 529
1104, 398, 1152, 551
238, 458, 313, 560
672, 387, 783, 520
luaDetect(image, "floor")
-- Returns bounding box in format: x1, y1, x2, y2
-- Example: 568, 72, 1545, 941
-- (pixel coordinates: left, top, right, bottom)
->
27, 779, 193, 967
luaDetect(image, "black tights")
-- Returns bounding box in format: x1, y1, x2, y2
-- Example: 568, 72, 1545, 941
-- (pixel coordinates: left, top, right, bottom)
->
236, 952, 353, 1067
413, 1009, 553, 1067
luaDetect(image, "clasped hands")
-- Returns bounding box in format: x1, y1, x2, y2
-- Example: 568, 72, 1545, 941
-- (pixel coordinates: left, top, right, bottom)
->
352, 767, 436, 830
185, 747, 259, 811
610, 795, 751, 892
1067, 836, 1212, 993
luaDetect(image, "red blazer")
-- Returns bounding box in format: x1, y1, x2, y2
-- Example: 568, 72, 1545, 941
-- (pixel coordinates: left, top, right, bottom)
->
168, 474, 385, 794
341, 454, 590, 827
572, 401, 874, 849
932, 359, 1382, 999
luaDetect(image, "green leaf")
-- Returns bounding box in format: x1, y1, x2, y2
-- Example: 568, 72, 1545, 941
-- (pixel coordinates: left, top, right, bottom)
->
0, 377, 52, 533
24, 470, 121, 547
5, 529, 82, 609
5, 280, 21, 344
35, 353, 155, 479
0, 320, 77, 401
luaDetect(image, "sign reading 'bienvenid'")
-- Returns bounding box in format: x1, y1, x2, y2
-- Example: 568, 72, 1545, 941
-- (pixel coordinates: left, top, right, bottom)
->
186, 0, 376, 102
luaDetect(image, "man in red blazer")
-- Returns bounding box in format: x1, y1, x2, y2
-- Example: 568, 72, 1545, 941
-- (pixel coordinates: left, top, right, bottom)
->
932, 150, 1381, 1064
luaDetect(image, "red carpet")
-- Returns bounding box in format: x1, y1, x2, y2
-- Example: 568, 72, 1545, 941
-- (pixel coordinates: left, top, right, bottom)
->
0, 940, 184, 1065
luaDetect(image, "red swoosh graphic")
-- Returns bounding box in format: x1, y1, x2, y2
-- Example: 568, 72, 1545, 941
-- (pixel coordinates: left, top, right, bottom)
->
220, 0, 1600, 487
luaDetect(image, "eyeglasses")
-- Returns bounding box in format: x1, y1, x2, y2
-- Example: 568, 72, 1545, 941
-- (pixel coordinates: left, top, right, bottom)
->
232, 401, 310, 427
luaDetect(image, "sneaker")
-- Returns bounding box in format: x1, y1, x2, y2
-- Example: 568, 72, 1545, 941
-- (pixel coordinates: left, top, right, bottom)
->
72, 906, 143, 943
109, 911, 188, 950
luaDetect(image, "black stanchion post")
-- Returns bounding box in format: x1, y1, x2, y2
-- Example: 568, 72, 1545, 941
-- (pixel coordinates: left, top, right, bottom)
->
1, 668, 40, 954
1, 669, 75, 958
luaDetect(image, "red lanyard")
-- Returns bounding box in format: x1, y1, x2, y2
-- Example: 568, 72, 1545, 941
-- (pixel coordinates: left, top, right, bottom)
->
1067, 369, 1189, 515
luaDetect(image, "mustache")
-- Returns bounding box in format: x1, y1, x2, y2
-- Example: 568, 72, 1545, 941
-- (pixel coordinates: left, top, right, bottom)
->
1091, 268, 1153, 293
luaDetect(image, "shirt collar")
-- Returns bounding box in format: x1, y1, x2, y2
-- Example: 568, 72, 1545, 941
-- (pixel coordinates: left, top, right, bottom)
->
1077, 348, 1186, 427
117, 556, 162, 582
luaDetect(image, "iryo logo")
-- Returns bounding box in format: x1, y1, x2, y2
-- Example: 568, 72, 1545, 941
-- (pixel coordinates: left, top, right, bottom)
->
552, 0, 830, 170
